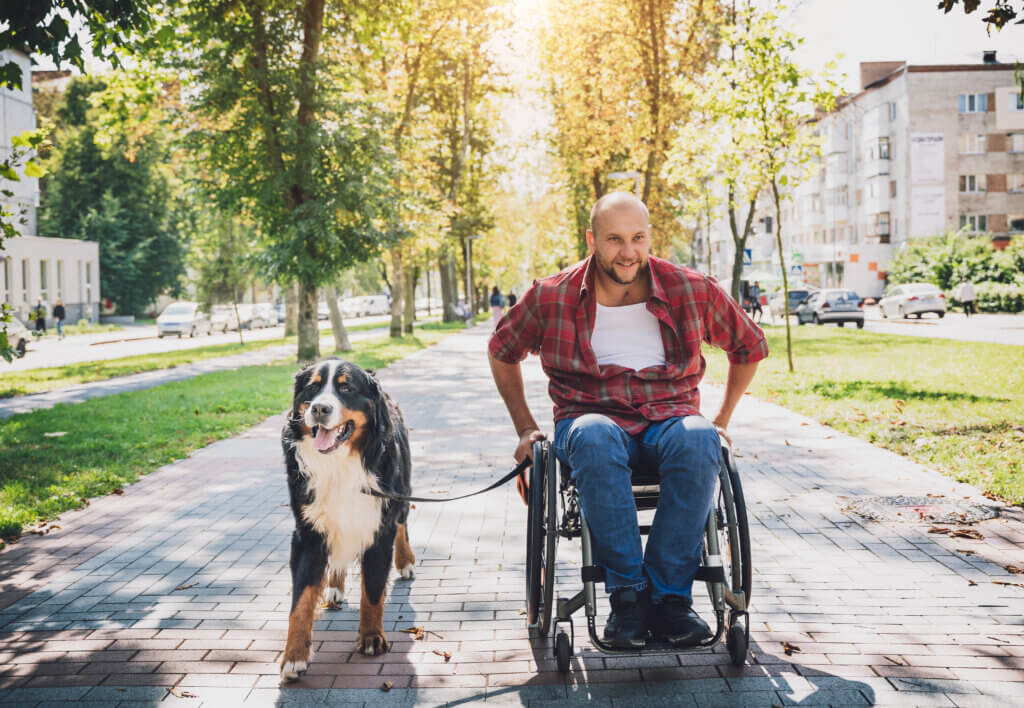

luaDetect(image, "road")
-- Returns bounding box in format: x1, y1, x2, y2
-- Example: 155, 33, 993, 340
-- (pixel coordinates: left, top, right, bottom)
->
765, 306, 1024, 346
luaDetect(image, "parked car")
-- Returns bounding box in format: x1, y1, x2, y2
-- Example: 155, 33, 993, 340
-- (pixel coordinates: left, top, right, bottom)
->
769, 287, 814, 319
317, 301, 329, 320
878, 283, 947, 319
274, 303, 286, 324
254, 303, 277, 328
796, 289, 864, 328
235, 304, 261, 330
157, 302, 213, 338
340, 294, 391, 318
210, 305, 239, 333
3, 316, 30, 357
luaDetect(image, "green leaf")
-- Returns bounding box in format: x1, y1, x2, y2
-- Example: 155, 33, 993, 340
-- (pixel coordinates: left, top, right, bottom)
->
23, 161, 46, 179
0, 166, 20, 181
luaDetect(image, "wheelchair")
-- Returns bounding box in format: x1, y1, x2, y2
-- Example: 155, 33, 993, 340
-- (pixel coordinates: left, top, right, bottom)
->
524, 437, 752, 674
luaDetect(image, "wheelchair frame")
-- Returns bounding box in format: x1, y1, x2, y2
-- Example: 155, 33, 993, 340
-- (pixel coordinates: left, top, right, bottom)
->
525, 438, 752, 673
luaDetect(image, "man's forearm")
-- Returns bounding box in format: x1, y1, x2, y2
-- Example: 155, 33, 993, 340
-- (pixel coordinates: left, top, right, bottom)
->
712, 361, 759, 429
488, 353, 540, 435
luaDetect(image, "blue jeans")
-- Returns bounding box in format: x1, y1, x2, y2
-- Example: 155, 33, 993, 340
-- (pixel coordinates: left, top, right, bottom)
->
553, 414, 720, 602
56, 319, 64, 338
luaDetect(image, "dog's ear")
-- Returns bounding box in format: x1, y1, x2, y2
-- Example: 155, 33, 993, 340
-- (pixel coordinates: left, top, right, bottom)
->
367, 372, 394, 440
292, 364, 315, 419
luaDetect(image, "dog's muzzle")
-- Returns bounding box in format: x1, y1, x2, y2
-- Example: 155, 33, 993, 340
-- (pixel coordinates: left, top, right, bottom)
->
311, 420, 355, 454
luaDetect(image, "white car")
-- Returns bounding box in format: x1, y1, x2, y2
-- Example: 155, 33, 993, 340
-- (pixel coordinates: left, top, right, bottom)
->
879, 283, 947, 319
210, 305, 240, 333
3, 316, 31, 357
157, 302, 213, 338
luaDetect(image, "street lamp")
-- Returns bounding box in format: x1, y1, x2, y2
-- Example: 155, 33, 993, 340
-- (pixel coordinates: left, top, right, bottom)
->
464, 234, 482, 315
607, 170, 643, 197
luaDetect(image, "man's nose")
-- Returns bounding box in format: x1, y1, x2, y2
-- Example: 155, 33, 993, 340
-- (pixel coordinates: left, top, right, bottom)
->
311, 402, 333, 420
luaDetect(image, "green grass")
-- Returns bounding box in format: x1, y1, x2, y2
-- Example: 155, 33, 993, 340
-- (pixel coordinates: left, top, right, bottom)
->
704, 326, 1024, 504
0, 326, 462, 540
0, 319, 399, 399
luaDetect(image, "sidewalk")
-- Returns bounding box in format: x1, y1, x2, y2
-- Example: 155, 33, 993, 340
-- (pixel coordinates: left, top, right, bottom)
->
1, 327, 1022, 706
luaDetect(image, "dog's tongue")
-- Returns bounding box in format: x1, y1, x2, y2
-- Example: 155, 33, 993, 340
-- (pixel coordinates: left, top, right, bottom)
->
313, 425, 337, 452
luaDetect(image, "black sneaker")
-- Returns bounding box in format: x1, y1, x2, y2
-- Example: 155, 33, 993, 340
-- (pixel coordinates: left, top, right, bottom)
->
603, 587, 650, 648
650, 595, 711, 647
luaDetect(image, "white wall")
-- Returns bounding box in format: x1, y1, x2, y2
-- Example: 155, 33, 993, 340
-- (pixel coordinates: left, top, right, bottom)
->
1, 236, 101, 324
0, 49, 39, 236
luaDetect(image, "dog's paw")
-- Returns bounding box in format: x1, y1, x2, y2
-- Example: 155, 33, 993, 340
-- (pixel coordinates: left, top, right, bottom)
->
280, 659, 308, 681
397, 564, 415, 580
357, 631, 391, 656
324, 587, 344, 605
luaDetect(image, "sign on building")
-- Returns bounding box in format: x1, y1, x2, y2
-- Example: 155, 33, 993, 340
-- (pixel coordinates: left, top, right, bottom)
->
910, 133, 946, 237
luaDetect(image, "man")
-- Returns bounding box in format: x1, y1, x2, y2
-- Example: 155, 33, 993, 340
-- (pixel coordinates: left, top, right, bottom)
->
749, 281, 763, 323
53, 298, 66, 340
33, 298, 47, 334
958, 277, 976, 317
488, 192, 767, 648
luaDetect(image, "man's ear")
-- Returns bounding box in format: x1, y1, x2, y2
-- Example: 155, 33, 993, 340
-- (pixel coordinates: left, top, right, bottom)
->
585, 229, 596, 253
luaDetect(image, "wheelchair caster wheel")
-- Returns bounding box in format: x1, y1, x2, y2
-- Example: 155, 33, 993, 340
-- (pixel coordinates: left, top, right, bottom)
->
555, 631, 572, 674
727, 620, 748, 667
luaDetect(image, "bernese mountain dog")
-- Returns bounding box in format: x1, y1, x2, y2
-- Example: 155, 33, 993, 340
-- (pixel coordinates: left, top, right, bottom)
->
280, 358, 415, 681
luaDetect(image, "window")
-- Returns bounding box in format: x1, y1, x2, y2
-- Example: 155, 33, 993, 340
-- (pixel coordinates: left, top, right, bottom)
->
56, 260, 64, 300
1010, 214, 1024, 233
21, 259, 28, 304
1011, 133, 1024, 153
958, 93, 987, 113
39, 260, 48, 302
960, 214, 988, 232
85, 262, 93, 304
960, 134, 986, 154
1, 258, 9, 305
878, 137, 890, 160
960, 175, 987, 193
1010, 173, 1024, 192
1010, 93, 1024, 112
888, 102, 898, 121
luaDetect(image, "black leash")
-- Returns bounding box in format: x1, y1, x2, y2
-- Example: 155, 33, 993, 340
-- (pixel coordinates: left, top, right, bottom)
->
366, 457, 531, 503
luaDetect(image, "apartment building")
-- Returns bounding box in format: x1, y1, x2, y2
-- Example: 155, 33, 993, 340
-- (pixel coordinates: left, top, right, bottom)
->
708, 53, 1024, 298
1, 49, 100, 325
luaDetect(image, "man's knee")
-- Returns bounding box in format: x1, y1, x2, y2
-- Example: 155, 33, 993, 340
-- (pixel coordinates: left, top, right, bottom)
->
657, 416, 721, 471
565, 414, 627, 453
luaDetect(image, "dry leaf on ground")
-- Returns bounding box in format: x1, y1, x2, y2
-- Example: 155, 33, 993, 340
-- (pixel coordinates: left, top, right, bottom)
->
951, 528, 984, 540
433, 649, 452, 662
928, 526, 951, 535
319, 601, 341, 610
781, 641, 801, 655
967, 579, 978, 586
400, 626, 425, 640
169, 688, 198, 698
380, 681, 393, 692
993, 580, 1024, 589
174, 583, 197, 592
1005, 565, 1024, 574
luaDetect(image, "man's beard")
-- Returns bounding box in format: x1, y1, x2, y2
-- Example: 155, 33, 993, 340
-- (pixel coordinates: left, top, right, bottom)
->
595, 251, 649, 285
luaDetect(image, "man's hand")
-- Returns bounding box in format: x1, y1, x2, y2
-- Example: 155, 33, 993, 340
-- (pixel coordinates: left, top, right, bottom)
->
515, 428, 546, 464
712, 419, 731, 447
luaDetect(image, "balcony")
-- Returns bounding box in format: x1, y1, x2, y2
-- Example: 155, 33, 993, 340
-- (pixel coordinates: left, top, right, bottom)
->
825, 127, 849, 155
861, 105, 890, 141
862, 157, 890, 178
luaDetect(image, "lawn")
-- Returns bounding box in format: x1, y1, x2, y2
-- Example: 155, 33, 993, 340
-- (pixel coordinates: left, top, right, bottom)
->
0, 325, 463, 541
703, 326, 1024, 504
1, 319, 400, 398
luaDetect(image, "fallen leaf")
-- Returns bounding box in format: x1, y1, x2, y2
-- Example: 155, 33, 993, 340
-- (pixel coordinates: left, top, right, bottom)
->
43, 431, 67, 438
433, 649, 452, 662
319, 601, 341, 610
174, 583, 197, 592
380, 681, 393, 692
951, 528, 984, 540
782, 641, 801, 656
784, 440, 792, 446
928, 526, 951, 535
112, 488, 124, 495
957, 548, 976, 556
518, 609, 527, 615
427, 630, 445, 640
926, 493, 945, 498
967, 579, 978, 586
400, 626, 425, 640
800, 422, 808, 426
169, 688, 198, 698
1006, 565, 1024, 575
993, 581, 1024, 589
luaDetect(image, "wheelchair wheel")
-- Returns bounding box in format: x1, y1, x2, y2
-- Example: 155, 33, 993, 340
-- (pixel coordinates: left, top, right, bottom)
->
525, 440, 558, 636
713, 447, 752, 666
555, 630, 572, 674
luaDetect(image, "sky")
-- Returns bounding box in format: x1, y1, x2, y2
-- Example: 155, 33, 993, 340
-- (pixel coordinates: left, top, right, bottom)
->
783, 0, 1023, 92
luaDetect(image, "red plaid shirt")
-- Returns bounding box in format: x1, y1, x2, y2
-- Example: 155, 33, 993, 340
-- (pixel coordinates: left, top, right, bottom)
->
488, 255, 769, 435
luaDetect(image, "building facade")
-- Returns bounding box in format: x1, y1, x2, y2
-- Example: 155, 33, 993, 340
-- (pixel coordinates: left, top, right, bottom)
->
708, 54, 1024, 298
1, 50, 100, 325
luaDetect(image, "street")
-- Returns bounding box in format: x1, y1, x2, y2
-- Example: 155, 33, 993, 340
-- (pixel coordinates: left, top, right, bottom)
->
765, 306, 1024, 346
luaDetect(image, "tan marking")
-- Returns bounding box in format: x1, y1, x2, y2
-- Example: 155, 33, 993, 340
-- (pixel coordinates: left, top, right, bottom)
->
394, 523, 415, 572
282, 578, 324, 668
357, 577, 389, 655
336, 373, 347, 384
297, 402, 312, 436
310, 372, 321, 384
328, 568, 346, 594
347, 411, 371, 453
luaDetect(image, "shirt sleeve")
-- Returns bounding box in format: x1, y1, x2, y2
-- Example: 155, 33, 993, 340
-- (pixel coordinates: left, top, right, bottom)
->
702, 276, 769, 365
488, 281, 543, 363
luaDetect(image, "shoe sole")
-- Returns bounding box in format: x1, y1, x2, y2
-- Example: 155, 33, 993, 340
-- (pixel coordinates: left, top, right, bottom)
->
604, 636, 647, 649
651, 629, 712, 647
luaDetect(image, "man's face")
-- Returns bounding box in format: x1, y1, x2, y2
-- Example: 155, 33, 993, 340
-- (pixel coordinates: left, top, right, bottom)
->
586, 205, 651, 286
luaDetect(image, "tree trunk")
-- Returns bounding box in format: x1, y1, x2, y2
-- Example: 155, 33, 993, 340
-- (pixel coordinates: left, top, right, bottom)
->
324, 285, 351, 353
403, 264, 416, 334
389, 246, 404, 338
726, 185, 758, 302
232, 300, 244, 345
284, 284, 298, 337
439, 250, 454, 322
772, 177, 794, 373
297, 282, 319, 363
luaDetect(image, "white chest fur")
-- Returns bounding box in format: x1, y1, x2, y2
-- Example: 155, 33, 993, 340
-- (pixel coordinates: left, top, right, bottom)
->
295, 441, 383, 570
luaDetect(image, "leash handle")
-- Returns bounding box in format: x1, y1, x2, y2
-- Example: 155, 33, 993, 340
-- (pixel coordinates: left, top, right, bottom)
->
368, 457, 532, 503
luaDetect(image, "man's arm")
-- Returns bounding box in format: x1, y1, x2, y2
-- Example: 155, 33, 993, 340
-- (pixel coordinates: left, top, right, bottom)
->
488, 352, 545, 463
711, 360, 759, 443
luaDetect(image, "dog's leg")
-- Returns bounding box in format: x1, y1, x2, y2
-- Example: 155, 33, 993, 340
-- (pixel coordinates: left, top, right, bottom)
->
281, 531, 327, 681
394, 522, 416, 579
324, 567, 346, 606
357, 527, 396, 656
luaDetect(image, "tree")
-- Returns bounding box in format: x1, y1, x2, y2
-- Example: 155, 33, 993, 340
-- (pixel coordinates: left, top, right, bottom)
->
39, 73, 186, 315
190, 213, 257, 344
937, 0, 1024, 28
158, 0, 400, 362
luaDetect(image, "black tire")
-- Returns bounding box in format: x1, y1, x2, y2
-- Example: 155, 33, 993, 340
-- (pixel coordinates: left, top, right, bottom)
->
526, 440, 557, 636
856, 320, 864, 329
15, 339, 26, 356
813, 314, 822, 325
938, 311, 945, 319
838, 322, 845, 328
555, 631, 572, 674
881, 306, 888, 319
727, 621, 748, 667
525, 442, 545, 629
717, 450, 752, 607
189, 327, 196, 338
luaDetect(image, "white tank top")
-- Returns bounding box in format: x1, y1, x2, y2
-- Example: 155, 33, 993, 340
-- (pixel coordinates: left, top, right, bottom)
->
590, 302, 666, 371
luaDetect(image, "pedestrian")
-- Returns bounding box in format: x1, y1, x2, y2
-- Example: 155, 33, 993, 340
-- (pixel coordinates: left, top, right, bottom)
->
488, 192, 767, 649
32, 298, 47, 334
489, 285, 506, 328
958, 277, 976, 317
749, 281, 763, 323
53, 298, 66, 340
507, 291, 517, 308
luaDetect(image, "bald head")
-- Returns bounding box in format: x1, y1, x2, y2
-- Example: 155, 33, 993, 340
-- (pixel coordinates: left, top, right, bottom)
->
589, 192, 650, 237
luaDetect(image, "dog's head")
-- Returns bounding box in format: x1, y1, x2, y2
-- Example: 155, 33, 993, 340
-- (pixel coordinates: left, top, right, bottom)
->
290, 359, 392, 456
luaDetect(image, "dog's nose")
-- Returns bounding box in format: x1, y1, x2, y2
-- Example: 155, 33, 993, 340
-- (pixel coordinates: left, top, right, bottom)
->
310, 402, 333, 420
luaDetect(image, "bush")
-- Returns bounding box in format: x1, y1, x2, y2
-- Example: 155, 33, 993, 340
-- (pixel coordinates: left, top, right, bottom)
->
966, 281, 1024, 313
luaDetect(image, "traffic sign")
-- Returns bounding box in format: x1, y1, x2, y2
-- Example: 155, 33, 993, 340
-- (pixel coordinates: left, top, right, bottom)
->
790, 264, 803, 276
743, 248, 752, 267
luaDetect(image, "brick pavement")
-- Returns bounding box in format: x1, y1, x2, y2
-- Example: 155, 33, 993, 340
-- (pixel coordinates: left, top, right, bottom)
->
1, 326, 1022, 706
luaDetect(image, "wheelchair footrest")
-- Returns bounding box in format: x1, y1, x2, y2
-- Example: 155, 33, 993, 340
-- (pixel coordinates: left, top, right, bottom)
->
581, 565, 605, 583
694, 566, 726, 584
